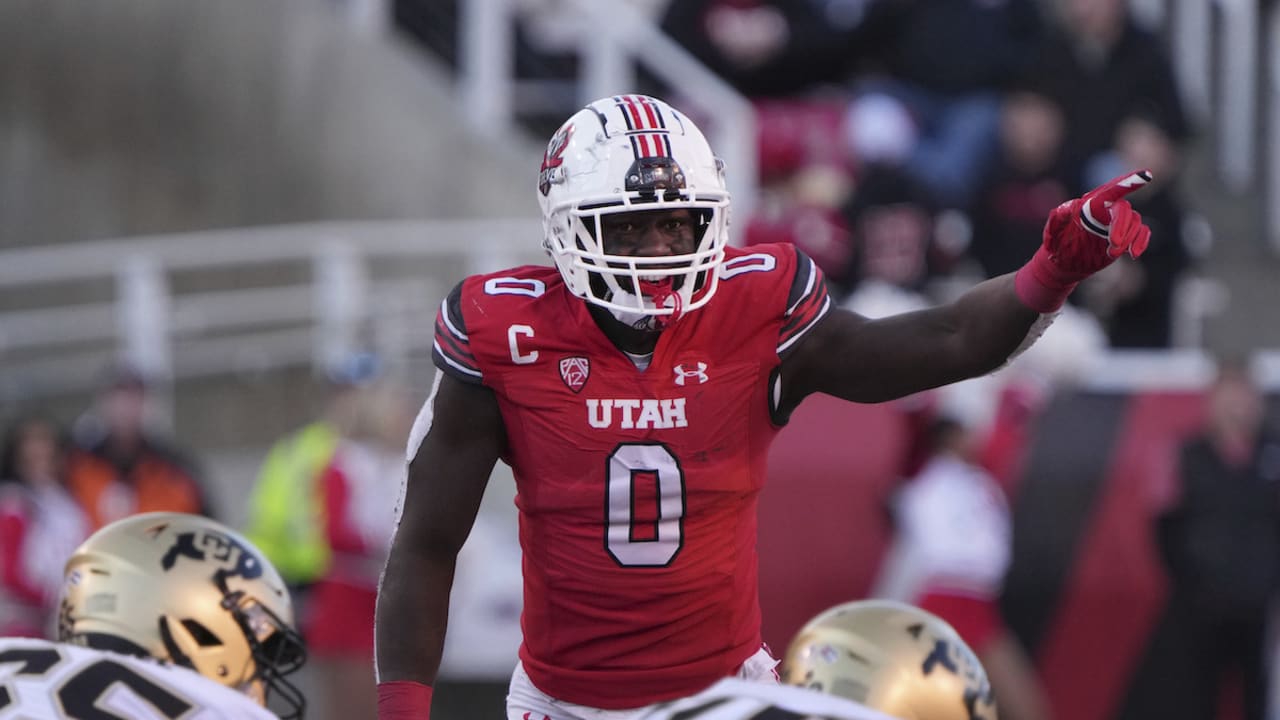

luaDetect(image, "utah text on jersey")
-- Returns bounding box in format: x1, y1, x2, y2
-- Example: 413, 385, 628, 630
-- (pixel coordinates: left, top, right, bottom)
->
586, 398, 688, 429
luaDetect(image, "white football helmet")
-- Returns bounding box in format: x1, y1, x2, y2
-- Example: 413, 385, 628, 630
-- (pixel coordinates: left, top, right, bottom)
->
782, 599, 998, 720
538, 94, 731, 323
59, 513, 306, 719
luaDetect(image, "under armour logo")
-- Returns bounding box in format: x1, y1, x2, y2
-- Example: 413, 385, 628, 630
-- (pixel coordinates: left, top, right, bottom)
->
673, 362, 709, 386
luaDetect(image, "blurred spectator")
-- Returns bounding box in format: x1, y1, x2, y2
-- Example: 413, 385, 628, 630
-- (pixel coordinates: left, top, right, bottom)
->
837, 163, 942, 297
660, 0, 872, 98
243, 352, 385, 599
1028, 0, 1189, 196
305, 371, 413, 720
753, 99, 854, 186
745, 187, 855, 283
0, 415, 89, 637
1129, 363, 1280, 720
743, 100, 857, 284
775, 93, 952, 301
845, 0, 1046, 209
65, 366, 211, 530
874, 416, 1053, 720
1078, 121, 1191, 347
969, 90, 1071, 280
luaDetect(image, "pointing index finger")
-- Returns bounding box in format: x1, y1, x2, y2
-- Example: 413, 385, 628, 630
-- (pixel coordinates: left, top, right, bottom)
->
1083, 169, 1153, 230
1088, 169, 1154, 204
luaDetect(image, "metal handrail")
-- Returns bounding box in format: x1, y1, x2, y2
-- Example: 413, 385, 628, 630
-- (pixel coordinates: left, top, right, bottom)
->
0, 219, 538, 286
0, 219, 543, 401
1269, 3, 1280, 252
1218, 0, 1258, 192
1173, 0, 1213, 126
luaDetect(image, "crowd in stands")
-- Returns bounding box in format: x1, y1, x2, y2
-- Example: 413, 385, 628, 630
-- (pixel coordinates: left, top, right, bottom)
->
0, 358, 410, 720
655, 2, 1245, 715
0, 366, 207, 639
391, 0, 1198, 346
657, 6, 1270, 713
660, 0, 1196, 349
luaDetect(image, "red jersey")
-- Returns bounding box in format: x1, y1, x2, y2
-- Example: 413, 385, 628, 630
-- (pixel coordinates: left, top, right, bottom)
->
432, 243, 830, 708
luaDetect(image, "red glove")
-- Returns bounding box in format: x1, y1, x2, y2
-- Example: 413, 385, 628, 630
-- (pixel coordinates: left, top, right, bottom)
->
1015, 169, 1154, 313
378, 681, 432, 719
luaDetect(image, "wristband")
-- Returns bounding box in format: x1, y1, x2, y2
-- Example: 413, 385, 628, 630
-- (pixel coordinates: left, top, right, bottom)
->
1014, 246, 1081, 314
378, 680, 432, 720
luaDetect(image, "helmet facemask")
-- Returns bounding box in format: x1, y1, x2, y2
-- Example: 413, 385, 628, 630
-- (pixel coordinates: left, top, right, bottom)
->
585, 204, 725, 324
156, 585, 307, 720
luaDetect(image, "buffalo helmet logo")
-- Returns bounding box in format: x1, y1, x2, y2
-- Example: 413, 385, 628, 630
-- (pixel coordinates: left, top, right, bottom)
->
161, 529, 263, 586
559, 356, 590, 393
539, 122, 574, 196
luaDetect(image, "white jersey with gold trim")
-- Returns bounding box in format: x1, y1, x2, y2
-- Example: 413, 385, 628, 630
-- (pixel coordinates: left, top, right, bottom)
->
0, 637, 277, 719
639, 678, 901, 720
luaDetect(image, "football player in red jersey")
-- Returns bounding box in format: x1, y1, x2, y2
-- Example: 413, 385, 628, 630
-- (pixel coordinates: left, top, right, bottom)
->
375, 94, 1152, 720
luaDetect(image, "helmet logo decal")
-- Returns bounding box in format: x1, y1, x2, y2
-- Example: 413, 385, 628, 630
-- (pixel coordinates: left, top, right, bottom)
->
922, 638, 996, 720
559, 356, 590, 393
539, 122, 574, 197
921, 638, 958, 675
161, 530, 263, 583
817, 644, 840, 665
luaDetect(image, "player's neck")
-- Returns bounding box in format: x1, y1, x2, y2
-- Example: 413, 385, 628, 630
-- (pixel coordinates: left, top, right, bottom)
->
588, 304, 661, 355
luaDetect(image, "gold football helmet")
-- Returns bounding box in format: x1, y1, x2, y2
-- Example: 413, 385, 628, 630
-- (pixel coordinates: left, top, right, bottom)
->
782, 599, 997, 720
59, 512, 306, 718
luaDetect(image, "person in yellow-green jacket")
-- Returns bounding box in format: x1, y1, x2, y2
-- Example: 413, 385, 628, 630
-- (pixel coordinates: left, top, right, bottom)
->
243, 353, 383, 600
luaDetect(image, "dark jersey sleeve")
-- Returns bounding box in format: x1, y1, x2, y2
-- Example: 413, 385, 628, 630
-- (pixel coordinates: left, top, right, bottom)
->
777, 247, 831, 358
431, 280, 484, 384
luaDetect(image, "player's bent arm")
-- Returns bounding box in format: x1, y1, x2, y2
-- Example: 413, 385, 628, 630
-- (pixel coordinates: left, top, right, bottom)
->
374, 373, 506, 687
782, 273, 1037, 407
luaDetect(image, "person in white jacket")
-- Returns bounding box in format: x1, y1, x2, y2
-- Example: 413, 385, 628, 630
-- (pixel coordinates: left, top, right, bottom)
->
875, 417, 1050, 720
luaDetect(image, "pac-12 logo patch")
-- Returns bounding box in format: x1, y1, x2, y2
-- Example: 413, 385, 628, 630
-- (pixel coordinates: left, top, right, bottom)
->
560, 356, 590, 393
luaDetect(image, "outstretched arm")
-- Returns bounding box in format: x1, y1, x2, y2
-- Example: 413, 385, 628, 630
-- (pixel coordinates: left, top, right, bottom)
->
783, 274, 1037, 405
375, 372, 505, 716
780, 170, 1153, 410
